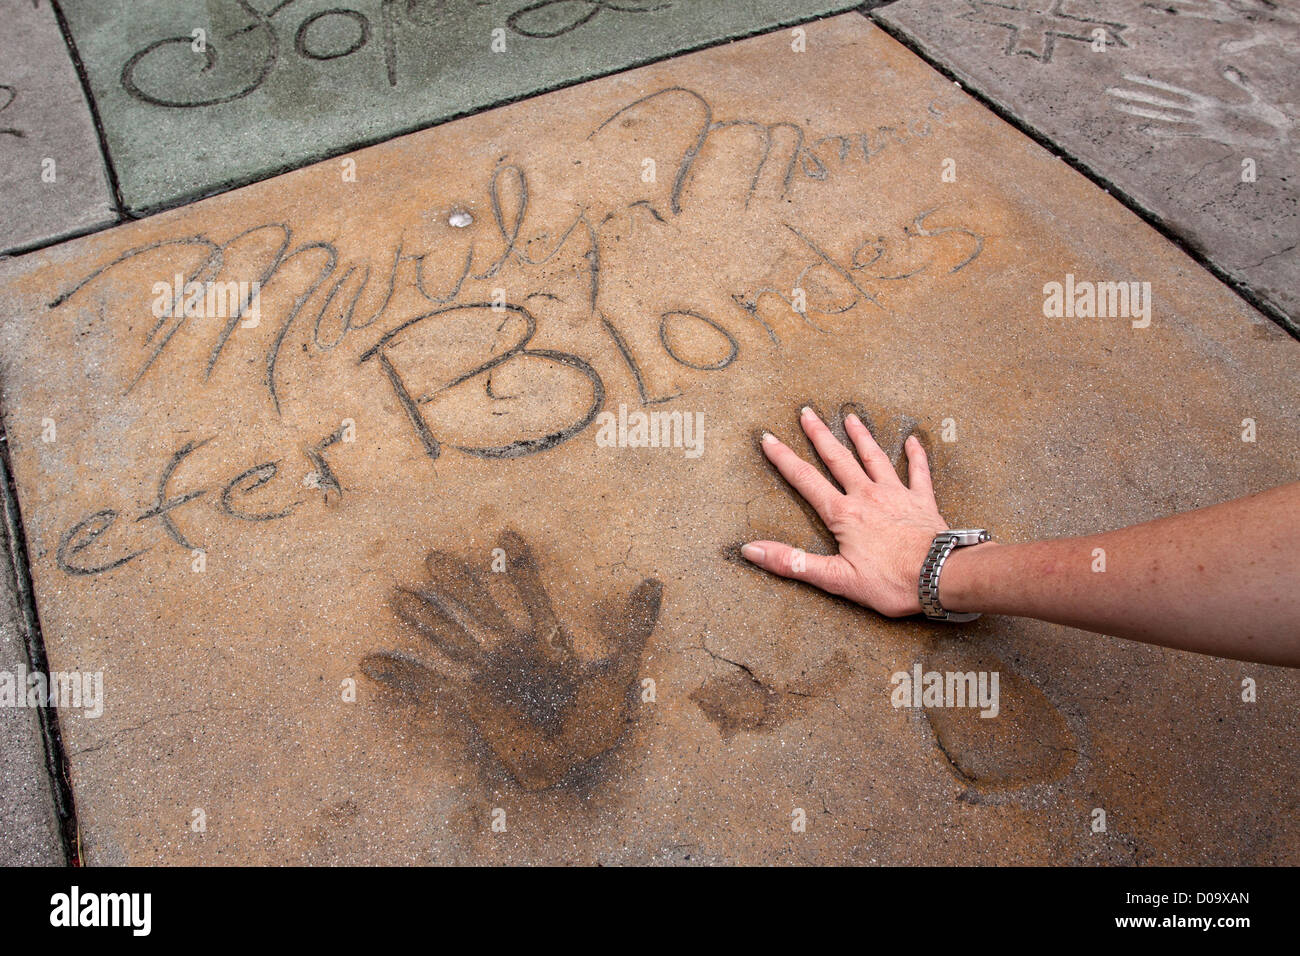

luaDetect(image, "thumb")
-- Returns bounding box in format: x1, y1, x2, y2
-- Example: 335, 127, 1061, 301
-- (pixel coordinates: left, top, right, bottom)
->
599, 577, 663, 656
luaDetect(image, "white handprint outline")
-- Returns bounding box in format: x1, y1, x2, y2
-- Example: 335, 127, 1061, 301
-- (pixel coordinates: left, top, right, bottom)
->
1106, 66, 1295, 155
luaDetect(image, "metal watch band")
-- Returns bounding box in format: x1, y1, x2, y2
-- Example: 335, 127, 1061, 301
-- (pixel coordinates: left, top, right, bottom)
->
918, 529, 991, 622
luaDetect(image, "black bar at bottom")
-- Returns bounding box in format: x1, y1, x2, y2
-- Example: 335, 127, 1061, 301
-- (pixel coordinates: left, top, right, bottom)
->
0, 865, 1280, 942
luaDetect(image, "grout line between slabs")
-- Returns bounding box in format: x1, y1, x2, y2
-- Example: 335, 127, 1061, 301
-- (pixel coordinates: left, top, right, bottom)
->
48, 0, 127, 223
0, 421, 80, 866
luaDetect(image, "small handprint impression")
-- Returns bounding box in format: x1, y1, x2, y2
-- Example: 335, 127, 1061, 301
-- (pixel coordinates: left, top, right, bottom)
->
363, 529, 663, 791
1106, 67, 1294, 155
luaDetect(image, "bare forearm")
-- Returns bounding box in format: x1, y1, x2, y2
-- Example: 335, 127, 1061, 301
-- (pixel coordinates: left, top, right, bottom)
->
941, 484, 1300, 666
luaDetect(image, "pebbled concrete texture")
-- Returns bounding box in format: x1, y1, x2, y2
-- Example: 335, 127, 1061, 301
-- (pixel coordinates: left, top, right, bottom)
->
0, 0, 116, 255
0, 477, 64, 866
0, 14, 1296, 865
58, 0, 862, 215
874, 0, 1300, 333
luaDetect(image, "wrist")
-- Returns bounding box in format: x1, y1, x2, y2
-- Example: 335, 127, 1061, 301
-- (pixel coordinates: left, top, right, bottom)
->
933, 540, 999, 614
891, 530, 943, 616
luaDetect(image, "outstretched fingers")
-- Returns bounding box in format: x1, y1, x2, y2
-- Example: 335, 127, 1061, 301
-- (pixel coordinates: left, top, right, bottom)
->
798, 407, 867, 491
391, 585, 485, 665
740, 541, 855, 597
499, 527, 572, 657
423, 549, 510, 635
761, 431, 843, 518
606, 578, 663, 649
361, 651, 454, 704
904, 434, 934, 496
843, 413, 900, 484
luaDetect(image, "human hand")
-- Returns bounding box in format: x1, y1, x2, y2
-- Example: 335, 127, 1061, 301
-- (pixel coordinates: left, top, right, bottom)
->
741, 407, 949, 617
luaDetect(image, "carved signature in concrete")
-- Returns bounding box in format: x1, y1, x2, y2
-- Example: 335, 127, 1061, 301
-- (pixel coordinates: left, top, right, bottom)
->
45, 86, 982, 576
121, 0, 673, 107
358, 300, 606, 462
0, 85, 23, 138
1106, 67, 1295, 154
49, 87, 975, 411
508, 0, 670, 39
362, 529, 663, 790
960, 0, 1128, 61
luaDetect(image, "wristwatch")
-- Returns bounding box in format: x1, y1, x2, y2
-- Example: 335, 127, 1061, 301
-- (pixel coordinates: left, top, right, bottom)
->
918, 529, 991, 622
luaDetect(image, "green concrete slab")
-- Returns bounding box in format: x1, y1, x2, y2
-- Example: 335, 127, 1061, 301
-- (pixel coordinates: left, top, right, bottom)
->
0, 0, 116, 255
59, 0, 862, 215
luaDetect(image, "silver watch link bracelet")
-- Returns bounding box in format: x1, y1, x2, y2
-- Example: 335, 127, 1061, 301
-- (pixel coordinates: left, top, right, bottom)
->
918, 529, 991, 622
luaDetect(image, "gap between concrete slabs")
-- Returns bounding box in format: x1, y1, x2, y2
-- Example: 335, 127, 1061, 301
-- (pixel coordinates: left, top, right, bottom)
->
0, 432, 75, 865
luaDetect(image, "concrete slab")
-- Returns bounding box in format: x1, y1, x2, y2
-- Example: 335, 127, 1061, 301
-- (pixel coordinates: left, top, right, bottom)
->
58, 0, 861, 215
0, 477, 65, 866
0, 14, 1296, 865
874, 0, 1300, 332
0, 0, 116, 255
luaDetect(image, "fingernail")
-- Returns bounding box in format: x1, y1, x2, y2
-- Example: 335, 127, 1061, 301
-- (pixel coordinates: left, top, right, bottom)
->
741, 543, 766, 563
800, 405, 815, 418
761, 431, 777, 444
846, 413, 861, 427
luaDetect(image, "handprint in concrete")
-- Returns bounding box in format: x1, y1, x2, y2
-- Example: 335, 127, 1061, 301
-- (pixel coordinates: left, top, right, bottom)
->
362, 528, 663, 791
1107, 67, 1294, 154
